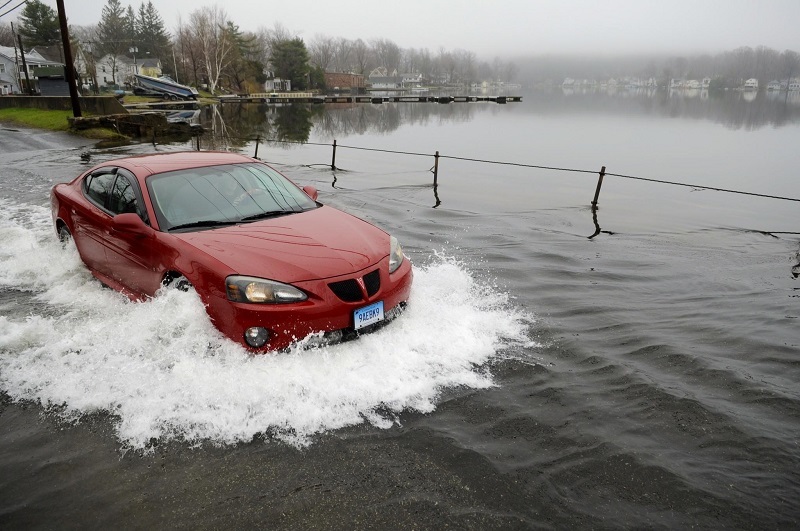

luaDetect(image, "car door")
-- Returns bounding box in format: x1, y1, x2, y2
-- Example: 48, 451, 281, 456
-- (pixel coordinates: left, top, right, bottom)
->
71, 168, 116, 276
102, 170, 166, 297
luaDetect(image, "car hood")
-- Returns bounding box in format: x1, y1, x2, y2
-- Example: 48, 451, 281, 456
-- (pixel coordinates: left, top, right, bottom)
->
172, 206, 388, 282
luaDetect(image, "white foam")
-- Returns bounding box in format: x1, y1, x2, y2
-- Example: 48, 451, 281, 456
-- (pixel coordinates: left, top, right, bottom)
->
0, 200, 534, 449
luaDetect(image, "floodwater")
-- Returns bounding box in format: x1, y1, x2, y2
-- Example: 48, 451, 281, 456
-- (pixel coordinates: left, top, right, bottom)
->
1, 87, 799, 528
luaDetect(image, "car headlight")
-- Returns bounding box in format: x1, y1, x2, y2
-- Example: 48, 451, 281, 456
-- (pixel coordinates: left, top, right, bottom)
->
226, 276, 307, 303
389, 235, 405, 274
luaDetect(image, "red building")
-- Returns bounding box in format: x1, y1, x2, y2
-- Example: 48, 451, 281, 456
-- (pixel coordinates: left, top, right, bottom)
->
323, 73, 366, 93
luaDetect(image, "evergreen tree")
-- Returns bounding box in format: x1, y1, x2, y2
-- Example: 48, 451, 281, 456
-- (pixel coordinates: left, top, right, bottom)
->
17, 0, 60, 47
96, 0, 129, 85
96, 0, 127, 56
223, 22, 265, 92
271, 38, 310, 90
136, 1, 171, 60
124, 5, 137, 46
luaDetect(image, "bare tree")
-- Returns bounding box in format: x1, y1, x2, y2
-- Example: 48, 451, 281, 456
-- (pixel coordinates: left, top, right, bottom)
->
454, 49, 477, 85
503, 61, 518, 83
351, 38, 372, 75
333, 37, 353, 73
70, 25, 100, 93
253, 27, 274, 70
188, 5, 235, 93
175, 16, 202, 86
264, 22, 296, 48
0, 22, 14, 47
781, 50, 800, 83
438, 47, 457, 84
308, 34, 336, 71
370, 38, 401, 73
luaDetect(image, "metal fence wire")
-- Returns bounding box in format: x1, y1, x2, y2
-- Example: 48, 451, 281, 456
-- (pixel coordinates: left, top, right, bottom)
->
232, 136, 800, 207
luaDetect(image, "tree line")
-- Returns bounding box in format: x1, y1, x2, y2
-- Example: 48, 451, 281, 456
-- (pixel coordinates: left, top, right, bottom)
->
514, 47, 799, 89
0, 0, 518, 94
3, 1, 794, 93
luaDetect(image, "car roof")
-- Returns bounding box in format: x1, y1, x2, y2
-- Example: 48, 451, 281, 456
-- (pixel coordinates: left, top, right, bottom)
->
102, 151, 257, 178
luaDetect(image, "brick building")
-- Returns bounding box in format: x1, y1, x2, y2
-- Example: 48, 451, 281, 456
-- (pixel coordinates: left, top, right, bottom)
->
323, 73, 366, 93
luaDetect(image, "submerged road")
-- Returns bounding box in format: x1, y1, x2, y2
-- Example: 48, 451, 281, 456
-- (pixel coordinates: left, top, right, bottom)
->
0, 126, 537, 529
0, 124, 94, 155
2, 122, 798, 530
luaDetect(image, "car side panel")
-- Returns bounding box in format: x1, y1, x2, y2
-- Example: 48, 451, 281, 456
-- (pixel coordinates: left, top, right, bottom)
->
55, 183, 111, 277
103, 224, 171, 297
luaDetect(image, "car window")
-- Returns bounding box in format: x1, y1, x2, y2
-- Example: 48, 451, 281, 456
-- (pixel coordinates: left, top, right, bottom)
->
148, 163, 318, 231
109, 174, 139, 215
86, 172, 115, 208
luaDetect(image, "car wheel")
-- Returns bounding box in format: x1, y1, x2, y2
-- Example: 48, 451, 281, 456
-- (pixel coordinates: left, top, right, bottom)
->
163, 274, 192, 292
58, 225, 72, 247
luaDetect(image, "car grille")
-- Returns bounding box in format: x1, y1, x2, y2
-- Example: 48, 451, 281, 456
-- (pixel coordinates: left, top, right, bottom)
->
328, 269, 381, 302
363, 269, 381, 297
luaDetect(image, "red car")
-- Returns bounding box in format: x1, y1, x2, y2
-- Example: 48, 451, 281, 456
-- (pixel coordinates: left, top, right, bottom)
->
50, 151, 413, 351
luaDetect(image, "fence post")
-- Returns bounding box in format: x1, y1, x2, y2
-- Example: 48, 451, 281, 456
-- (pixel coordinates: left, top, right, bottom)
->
331, 139, 337, 170
433, 151, 440, 187
591, 165, 606, 208
254, 136, 260, 159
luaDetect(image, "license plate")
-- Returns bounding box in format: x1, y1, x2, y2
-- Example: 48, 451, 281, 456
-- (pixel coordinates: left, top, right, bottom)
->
354, 301, 384, 330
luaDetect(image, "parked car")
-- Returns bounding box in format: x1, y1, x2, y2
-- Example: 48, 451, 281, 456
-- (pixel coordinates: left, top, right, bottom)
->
50, 152, 413, 351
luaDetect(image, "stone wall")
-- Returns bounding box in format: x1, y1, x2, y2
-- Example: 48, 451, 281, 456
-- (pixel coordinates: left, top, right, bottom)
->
0, 96, 127, 115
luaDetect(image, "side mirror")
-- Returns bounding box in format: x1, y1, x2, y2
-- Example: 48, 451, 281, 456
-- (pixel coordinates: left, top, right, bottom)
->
303, 185, 319, 201
112, 213, 150, 237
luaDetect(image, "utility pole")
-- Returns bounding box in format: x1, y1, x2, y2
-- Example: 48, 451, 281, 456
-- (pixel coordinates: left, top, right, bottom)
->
56, 0, 82, 117
10, 22, 23, 94
17, 35, 33, 95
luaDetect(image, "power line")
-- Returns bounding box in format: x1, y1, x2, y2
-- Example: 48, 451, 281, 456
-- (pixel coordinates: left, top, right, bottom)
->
0, 0, 27, 20
0, 0, 19, 13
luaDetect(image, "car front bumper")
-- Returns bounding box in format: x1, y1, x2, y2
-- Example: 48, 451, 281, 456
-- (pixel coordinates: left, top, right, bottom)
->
207, 257, 413, 352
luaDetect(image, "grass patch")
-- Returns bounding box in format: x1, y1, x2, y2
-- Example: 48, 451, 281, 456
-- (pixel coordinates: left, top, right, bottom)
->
0, 108, 73, 131
119, 94, 161, 104
75, 127, 127, 140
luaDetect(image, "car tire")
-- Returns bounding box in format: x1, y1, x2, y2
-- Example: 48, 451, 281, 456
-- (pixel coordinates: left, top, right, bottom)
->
58, 225, 72, 247
163, 274, 192, 292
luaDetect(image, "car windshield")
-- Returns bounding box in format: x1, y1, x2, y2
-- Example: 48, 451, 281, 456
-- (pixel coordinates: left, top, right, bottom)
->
147, 163, 318, 232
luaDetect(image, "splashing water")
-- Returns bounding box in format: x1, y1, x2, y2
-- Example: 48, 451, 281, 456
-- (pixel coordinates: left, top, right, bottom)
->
0, 200, 534, 449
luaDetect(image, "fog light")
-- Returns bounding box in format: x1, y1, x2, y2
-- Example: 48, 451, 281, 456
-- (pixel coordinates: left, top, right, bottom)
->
244, 327, 270, 348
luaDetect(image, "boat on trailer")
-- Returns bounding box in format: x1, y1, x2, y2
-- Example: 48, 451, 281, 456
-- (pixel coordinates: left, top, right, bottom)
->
133, 74, 199, 101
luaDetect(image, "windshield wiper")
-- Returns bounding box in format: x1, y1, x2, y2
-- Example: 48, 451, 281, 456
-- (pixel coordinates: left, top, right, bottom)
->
168, 219, 240, 232
239, 210, 297, 222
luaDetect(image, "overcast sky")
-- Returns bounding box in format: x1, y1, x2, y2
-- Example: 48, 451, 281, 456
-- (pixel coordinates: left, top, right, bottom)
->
25, 0, 800, 57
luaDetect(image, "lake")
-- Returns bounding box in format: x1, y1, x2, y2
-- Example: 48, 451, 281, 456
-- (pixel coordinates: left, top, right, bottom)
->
1, 87, 799, 528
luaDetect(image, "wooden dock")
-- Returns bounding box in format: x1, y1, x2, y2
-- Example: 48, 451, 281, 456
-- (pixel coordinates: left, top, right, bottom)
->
219, 94, 522, 105
122, 100, 200, 111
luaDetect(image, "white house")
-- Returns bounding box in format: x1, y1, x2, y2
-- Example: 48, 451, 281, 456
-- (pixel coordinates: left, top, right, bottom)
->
368, 76, 403, 89
743, 78, 759, 90
97, 54, 136, 87
0, 45, 63, 94
0, 45, 19, 94
400, 72, 423, 88
263, 77, 291, 92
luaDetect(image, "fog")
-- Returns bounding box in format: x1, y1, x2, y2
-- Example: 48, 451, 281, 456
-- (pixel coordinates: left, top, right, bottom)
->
34, 0, 800, 58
